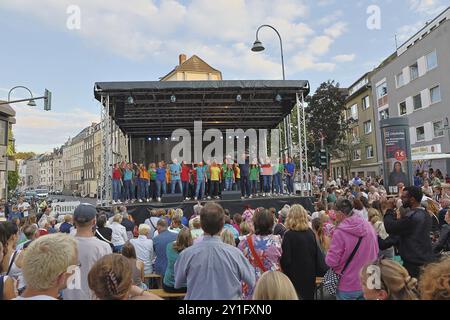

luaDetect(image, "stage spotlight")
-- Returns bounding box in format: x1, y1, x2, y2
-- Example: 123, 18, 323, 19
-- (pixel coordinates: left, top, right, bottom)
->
126, 95, 134, 104
228, 135, 232, 139
275, 94, 282, 102
236, 94, 242, 102
148, 137, 152, 141
165, 137, 168, 140
157, 137, 160, 141
170, 95, 176, 103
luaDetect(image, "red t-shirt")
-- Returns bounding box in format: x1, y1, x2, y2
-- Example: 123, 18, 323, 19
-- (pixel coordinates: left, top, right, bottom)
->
181, 165, 190, 182
112, 168, 122, 180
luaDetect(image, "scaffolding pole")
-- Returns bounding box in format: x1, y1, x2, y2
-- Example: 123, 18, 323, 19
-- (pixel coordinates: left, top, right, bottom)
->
100, 94, 113, 205
296, 92, 310, 196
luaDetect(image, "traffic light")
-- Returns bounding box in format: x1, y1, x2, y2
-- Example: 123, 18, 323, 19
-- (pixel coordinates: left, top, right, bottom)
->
320, 148, 328, 169
44, 89, 52, 111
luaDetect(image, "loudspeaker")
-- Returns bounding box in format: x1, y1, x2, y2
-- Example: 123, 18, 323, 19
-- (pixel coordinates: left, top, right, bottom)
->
221, 191, 242, 200
162, 193, 184, 203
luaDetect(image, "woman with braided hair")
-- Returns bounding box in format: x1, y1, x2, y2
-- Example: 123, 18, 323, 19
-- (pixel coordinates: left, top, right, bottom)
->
359, 258, 419, 300
88, 254, 161, 300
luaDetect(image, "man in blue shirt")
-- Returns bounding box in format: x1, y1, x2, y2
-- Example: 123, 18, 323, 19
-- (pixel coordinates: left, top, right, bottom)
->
284, 157, 295, 195
194, 162, 206, 200
170, 158, 183, 194
153, 218, 177, 276
174, 202, 255, 300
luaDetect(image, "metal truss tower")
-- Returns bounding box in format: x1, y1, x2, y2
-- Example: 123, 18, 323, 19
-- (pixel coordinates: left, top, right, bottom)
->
296, 92, 310, 196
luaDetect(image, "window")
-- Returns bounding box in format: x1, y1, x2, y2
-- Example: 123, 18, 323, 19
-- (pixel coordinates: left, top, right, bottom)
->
399, 101, 407, 115
416, 126, 425, 141
353, 149, 361, 161
0, 120, 6, 146
430, 85, 441, 104
351, 127, 360, 143
364, 120, 372, 134
433, 120, 444, 137
410, 63, 419, 80
362, 96, 370, 110
349, 104, 358, 120
413, 94, 422, 110
376, 82, 388, 107
426, 51, 437, 70
396, 72, 404, 87
379, 109, 389, 120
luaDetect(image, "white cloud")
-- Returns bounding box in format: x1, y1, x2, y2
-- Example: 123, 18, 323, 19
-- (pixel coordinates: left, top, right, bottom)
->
291, 54, 336, 72
10, 101, 99, 153
333, 54, 356, 62
396, 21, 425, 43
324, 21, 348, 39
409, 0, 446, 15
307, 36, 334, 56
317, 10, 343, 26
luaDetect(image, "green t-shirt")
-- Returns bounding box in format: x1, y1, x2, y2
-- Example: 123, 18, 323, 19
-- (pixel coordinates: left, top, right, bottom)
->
250, 167, 259, 181
205, 165, 211, 179
149, 169, 157, 181
278, 163, 284, 174
327, 193, 337, 203
225, 168, 234, 179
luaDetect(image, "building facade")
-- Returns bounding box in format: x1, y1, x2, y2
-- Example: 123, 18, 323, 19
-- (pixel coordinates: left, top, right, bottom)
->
371, 7, 450, 175
25, 155, 42, 189
39, 153, 53, 189
83, 123, 99, 197
52, 148, 64, 192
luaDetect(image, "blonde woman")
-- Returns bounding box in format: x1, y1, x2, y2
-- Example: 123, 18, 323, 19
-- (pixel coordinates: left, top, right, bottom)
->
253, 271, 298, 300
368, 208, 394, 259
221, 228, 236, 247
360, 258, 419, 300
280, 204, 323, 300
110, 214, 128, 252
419, 256, 450, 300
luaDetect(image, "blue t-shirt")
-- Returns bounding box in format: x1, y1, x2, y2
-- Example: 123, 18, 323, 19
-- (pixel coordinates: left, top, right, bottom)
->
123, 169, 133, 181
170, 163, 181, 180
195, 166, 205, 182
156, 167, 166, 181
285, 163, 295, 175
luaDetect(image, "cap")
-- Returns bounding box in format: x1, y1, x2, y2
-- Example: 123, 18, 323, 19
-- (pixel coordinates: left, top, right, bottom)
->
73, 203, 97, 223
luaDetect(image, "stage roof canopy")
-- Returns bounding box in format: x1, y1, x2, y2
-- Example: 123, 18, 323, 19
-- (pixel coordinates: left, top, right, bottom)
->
94, 80, 310, 137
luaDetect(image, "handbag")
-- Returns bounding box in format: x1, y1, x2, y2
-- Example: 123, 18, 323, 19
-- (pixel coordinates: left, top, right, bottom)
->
322, 237, 362, 296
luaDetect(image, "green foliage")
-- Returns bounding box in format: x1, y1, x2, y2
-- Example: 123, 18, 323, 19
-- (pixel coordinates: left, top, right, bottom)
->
14, 151, 36, 160
8, 170, 19, 192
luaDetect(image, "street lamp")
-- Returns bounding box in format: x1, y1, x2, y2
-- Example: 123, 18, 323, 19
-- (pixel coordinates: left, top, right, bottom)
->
251, 24, 291, 158
0, 86, 52, 110
251, 24, 286, 80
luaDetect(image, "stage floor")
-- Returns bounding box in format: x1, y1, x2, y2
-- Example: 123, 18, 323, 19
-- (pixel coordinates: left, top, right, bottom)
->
98, 195, 315, 225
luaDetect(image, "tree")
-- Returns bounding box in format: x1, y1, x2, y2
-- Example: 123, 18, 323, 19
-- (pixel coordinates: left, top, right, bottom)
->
305, 80, 348, 165
334, 132, 367, 178
14, 151, 36, 160
8, 170, 19, 192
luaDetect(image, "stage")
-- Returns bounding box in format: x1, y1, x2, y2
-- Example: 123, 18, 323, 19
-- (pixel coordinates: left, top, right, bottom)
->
98, 195, 315, 225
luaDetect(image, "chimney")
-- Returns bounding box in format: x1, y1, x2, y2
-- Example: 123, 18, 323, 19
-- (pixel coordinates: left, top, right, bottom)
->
179, 53, 187, 65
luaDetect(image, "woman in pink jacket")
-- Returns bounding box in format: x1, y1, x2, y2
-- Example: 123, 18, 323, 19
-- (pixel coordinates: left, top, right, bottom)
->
325, 199, 379, 300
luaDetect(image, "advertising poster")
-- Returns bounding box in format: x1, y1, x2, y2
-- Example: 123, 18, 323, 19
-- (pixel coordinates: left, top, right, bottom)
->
383, 127, 411, 194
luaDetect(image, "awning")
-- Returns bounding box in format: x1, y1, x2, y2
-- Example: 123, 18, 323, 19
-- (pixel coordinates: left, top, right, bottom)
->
412, 153, 450, 161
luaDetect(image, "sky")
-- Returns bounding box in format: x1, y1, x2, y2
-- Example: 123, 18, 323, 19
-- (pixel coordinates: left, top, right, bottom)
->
0, 0, 448, 153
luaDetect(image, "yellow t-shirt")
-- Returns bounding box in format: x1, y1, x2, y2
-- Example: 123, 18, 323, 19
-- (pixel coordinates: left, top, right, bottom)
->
210, 166, 221, 181
235, 166, 241, 179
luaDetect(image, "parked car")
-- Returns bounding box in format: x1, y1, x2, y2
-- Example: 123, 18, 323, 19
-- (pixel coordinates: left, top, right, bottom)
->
35, 189, 49, 199
24, 191, 37, 202
54, 190, 63, 195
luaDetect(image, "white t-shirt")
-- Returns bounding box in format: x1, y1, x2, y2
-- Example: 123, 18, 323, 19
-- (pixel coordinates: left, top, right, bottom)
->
18, 202, 30, 217
14, 295, 57, 300
62, 236, 112, 300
